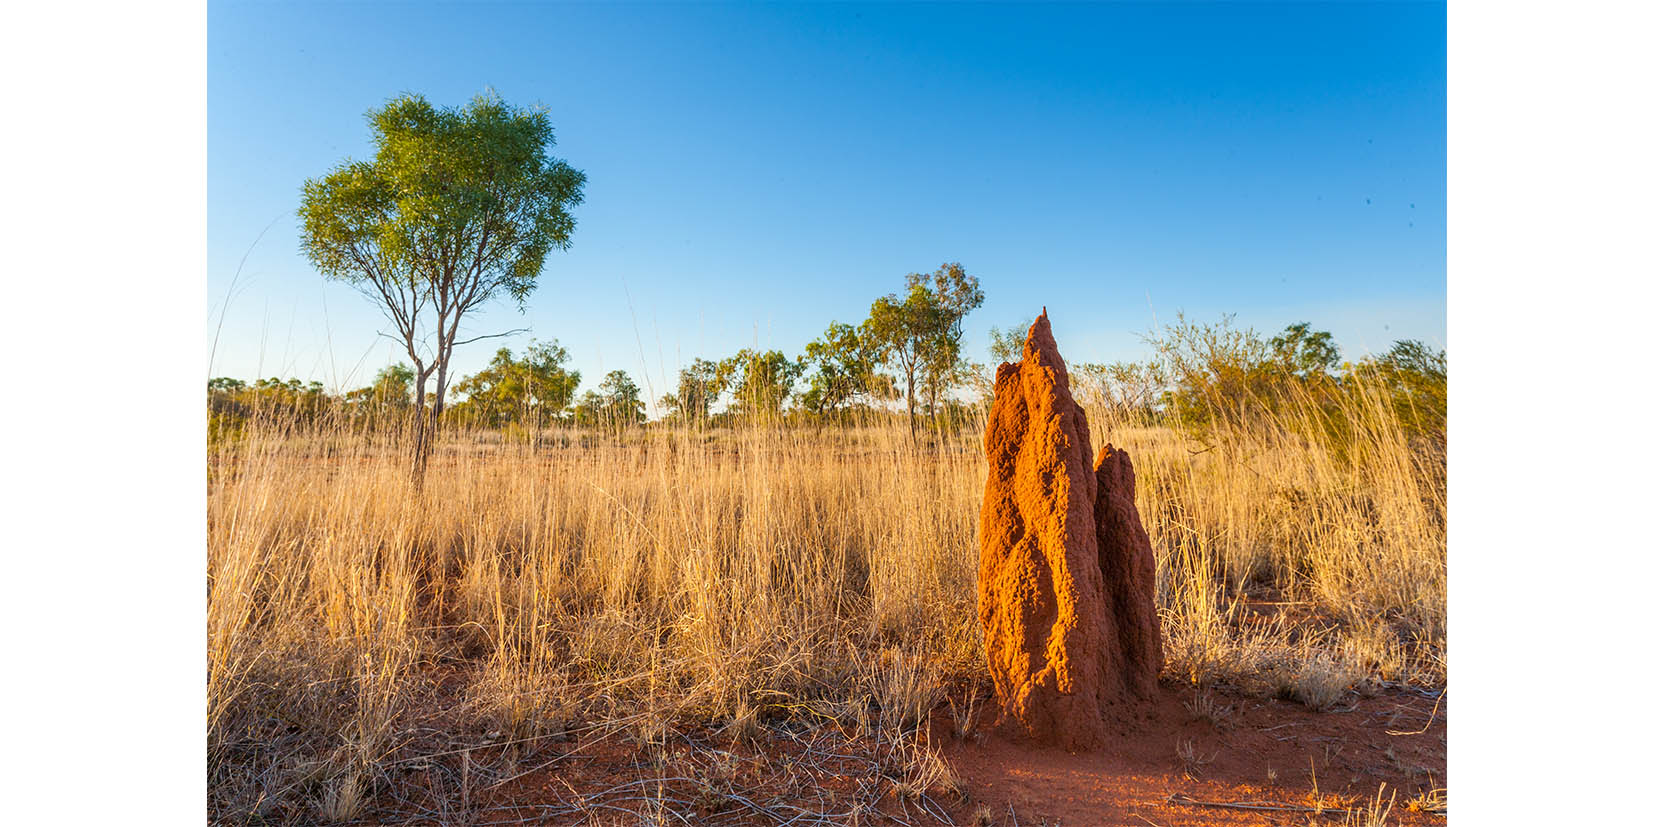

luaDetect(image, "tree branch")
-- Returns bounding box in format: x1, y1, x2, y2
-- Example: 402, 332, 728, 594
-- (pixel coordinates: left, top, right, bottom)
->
453, 327, 531, 347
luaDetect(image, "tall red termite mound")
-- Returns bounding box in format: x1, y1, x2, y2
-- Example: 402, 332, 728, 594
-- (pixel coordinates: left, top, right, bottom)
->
978, 312, 1163, 751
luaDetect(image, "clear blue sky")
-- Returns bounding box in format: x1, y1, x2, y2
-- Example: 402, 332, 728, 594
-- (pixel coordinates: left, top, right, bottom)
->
208, 1, 1445, 413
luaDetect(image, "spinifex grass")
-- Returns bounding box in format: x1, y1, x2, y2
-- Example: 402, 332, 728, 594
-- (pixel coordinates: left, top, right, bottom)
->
207, 377, 1442, 822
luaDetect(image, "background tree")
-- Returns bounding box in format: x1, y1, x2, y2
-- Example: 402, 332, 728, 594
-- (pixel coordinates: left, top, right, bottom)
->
914, 263, 984, 426
449, 340, 580, 430
1345, 339, 1446, 440
800, 322, 890, 417
969, 316, 1035, 405
1268, 322, 1341, 378
299, 91, 586, 479
865, 263, 984, 438
986, 317, 1034, 367
209, 377, 335, 439
207, 378, 251, 444
1149, 316, 1372, 445
254, 378, 331, 420
715, 349, 803, 420
658, 358, 720, 426
1071, 360, 1165, 422
575, 370, 645, 429
344, 363, 415, 428
571, 391, 602, 427
865, 285, 936, 439
1147, 313, 1279, 440
600, 370, 646, 425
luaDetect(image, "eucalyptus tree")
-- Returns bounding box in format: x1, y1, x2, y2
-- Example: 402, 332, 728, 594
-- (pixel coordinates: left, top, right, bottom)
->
449, 340, 580, 429
659, 358, 720, 426
715, 349, 803, 421
865, 262, 984, 439
801, 321, 889, 417
574, 370, 645, 429
1267, 322, 1341, 378
299, 91, 585, 478
865, 284, 937, 440
913, 262, 985, 424
344, 363, 416, 427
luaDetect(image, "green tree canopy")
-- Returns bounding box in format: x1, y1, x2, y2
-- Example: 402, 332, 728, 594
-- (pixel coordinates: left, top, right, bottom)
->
716, 349, 803, 420
1346, 339, 1446, 439
915, 263, 984, 415
1147, 317, 1447, 448
298, 91, 585, 477
866, 284, 935, 438
800, 321, 891, 416
450, 340, 580, 428
865, 262, 984, 438
986, 317, 1034, 367
658, 358, 720, 425
574, 370, 645, 428
344, 363, 416, 423
208, 376, 334, 434
1268, 322, 1341, 378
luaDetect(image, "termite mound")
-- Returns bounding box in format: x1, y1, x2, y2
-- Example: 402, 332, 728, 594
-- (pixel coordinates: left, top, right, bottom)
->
978, 312, 1164, 750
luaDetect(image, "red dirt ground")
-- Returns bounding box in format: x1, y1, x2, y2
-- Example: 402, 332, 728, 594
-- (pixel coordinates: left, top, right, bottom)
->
937, 683, 1445, 826
445, 681, 1444, 826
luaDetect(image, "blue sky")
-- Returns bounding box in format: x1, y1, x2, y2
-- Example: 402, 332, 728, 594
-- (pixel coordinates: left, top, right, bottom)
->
208, 1, 1444, 412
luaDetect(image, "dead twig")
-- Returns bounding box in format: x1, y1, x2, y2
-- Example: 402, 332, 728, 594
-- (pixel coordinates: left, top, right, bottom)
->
1386, 687, 1445, 736
1166, 792, 1348, 816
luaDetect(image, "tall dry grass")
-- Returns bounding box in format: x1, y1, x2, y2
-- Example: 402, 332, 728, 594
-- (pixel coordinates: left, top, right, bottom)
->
1079, 366, 1445, 695
207, 375, 1443, 822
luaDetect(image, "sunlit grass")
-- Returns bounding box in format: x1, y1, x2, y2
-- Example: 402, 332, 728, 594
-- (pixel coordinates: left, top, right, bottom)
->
207, 374, 1443, 821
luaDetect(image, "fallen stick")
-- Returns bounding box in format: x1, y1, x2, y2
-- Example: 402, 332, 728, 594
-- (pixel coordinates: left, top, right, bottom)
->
1387, 688, 1445, 736
1165, 792, 1348, 816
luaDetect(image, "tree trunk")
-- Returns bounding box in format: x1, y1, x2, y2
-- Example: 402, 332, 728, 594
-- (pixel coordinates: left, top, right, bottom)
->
926, 379, 938, 436
433, 365, 450, 430
411, 370, 431, 487
905, 369, 917, 443
422, 356, 454, 479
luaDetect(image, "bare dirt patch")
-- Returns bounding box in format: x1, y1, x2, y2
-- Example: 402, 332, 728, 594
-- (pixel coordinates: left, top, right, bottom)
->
940, 682, 1445, 826
337, 681, 1444, 826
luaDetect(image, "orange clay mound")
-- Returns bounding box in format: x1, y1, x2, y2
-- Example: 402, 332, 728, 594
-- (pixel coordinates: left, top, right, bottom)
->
978, 312, 1162, 751
1094, 443, 1165, 697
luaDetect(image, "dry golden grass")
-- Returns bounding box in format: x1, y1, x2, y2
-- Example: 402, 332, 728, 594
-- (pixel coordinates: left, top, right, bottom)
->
207, 375, 1443, 822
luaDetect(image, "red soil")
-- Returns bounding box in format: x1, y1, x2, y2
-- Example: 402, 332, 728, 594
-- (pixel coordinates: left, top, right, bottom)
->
940, 682, 1446, 826
444, 682, 1445, 827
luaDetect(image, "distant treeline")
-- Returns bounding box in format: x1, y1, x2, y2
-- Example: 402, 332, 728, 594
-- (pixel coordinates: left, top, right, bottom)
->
209, 309, 1444, 450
